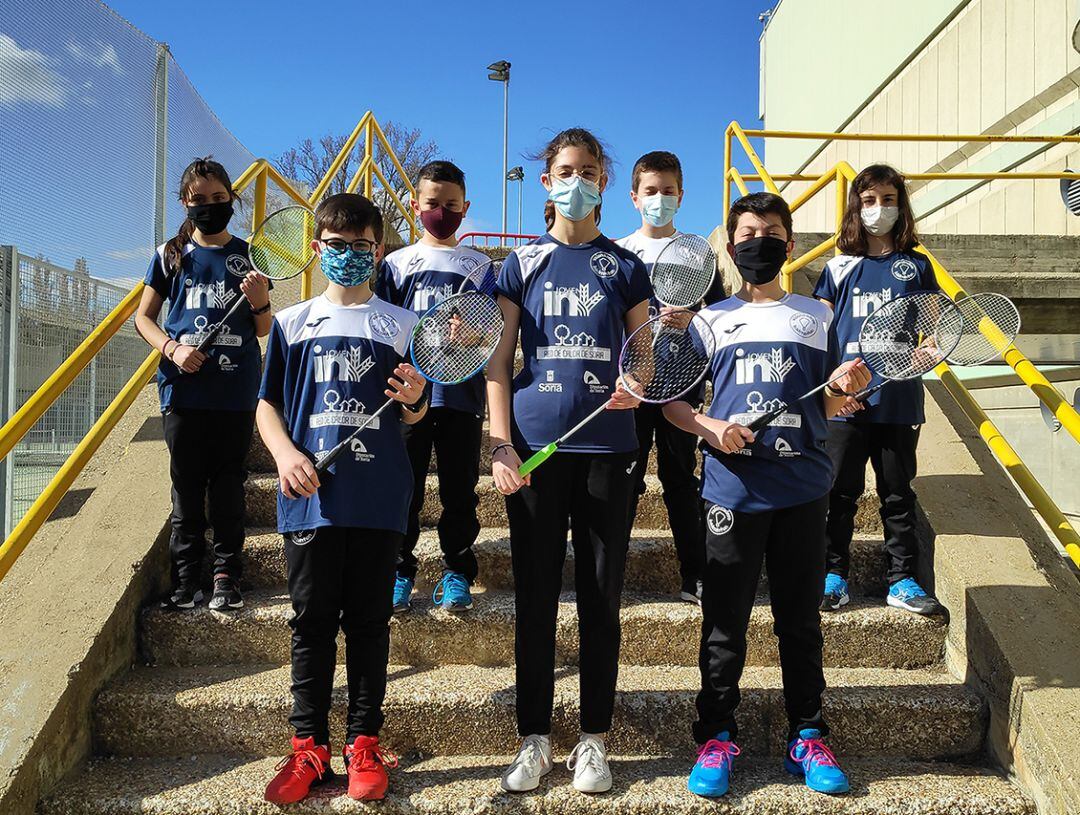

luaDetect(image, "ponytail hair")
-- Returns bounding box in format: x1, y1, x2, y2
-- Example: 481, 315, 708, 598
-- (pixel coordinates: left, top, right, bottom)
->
837, 163, 918, 256
163, 156, 237, 274
529, 127, 613, 232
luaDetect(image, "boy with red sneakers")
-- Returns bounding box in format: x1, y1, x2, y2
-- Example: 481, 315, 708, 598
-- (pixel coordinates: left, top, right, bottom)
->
257, 194, 428, 803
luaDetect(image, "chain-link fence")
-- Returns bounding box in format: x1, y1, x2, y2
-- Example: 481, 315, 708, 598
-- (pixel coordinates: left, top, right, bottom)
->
0, 1, 262, 534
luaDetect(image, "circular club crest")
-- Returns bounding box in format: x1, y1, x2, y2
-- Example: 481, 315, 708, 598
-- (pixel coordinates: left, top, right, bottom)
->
589, 251, 619, 279
457, 255, 480, 273
290, 529, 316, 546
891, 257, 918, 282
369, 313, 401, 340
706, 505, 734, 536
226, 254, 250, 275
788, 312, 818, 339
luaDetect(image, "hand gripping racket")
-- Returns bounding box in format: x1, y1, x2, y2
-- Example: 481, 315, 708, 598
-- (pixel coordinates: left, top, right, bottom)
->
744, 291, 964, 433
848, 291, 1018, 404
650, 234, 717, 308
518, 310, 716, 476
315, 291, 504, 473
166, 205, 316, 381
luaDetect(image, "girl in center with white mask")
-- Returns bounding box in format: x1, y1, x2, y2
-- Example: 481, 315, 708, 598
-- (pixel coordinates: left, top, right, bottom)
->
486, 127, 652, 795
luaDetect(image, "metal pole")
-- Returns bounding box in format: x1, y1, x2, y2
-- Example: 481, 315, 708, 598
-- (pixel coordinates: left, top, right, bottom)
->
153, 43, 170, 247
2, 246, 19, 536
517, 179, 522, 240
501, 79, 509, 247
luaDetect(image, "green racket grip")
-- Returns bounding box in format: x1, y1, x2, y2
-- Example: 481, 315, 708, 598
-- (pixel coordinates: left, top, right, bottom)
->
518, 443, 558, 476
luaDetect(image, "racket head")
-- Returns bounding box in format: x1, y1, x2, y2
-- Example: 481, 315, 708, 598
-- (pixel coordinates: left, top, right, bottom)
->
409, 292, 505, 385
1062, 172, 1080, 216
650, 234, 717, 308
857, 291, 964, 380
248, 205, 318, 281
948, 292, 1020, 366
619, 310, 716, 403
455, 256, 501, 297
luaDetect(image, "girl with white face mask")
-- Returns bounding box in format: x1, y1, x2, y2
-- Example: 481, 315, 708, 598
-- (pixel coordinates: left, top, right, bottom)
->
812, 164, 945, 618
486, 127, 652, 795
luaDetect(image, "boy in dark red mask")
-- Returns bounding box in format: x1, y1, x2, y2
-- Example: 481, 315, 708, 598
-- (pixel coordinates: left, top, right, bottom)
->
375, 160, 488, 614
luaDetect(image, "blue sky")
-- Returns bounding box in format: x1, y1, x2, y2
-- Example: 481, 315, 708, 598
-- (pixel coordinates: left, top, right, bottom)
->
105, 0, 769, 241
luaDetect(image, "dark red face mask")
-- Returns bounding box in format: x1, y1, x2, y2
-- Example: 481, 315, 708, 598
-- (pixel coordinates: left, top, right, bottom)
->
420, 206, 464, 240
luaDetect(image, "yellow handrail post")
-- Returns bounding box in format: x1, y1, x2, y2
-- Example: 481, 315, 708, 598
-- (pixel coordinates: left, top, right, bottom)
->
364, 118, 374, 199
308, 112, 372, 206
0, 351, 161, 585
252, 166, 267, 232
834, 169, 848, 257
723, 124, 733, 225
936, 364, 1080, 569
730, 123, 780, 195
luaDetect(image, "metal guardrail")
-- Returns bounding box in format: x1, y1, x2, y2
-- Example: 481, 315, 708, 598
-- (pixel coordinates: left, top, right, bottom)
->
723, 121, 1080, 569
0, 112, 417, 583
459, 232, 539, 247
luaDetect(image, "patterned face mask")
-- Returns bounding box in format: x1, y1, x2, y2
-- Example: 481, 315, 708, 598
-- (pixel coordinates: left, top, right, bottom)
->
320, 247, 374, 287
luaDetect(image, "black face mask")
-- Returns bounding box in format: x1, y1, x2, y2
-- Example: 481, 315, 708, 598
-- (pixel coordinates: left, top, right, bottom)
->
186, 201, 234, 235
732, 236, 788, 285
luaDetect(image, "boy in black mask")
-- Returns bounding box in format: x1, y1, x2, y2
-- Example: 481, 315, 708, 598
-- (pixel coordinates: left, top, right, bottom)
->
663, 193, 869, 799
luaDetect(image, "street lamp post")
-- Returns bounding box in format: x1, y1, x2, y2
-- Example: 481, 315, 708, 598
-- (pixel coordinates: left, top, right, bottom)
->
507, 165, 524, 241
487, 60, 511, 247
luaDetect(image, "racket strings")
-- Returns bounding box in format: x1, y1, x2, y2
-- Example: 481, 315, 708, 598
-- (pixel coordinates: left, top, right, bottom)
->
948, 293, 1020, 366
249, 206, 317, 280
457, 258, 501, 297
410, 294, 504, 385
620, 312, 715, 403
858, 292, 963, 380
651, 235, 717, 308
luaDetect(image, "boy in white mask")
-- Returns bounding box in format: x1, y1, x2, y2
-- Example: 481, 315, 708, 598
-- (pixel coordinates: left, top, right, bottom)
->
813, 164, 944, 616
616, 151, 713, 603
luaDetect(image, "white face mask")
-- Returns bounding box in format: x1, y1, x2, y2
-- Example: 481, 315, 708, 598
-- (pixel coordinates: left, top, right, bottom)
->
860, 205, 899, 236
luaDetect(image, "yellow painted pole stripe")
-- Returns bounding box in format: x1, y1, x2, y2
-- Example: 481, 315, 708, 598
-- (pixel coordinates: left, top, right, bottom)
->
936, 364, 1080, 569
0, 352, 161, 584
740, 129, 1080, 144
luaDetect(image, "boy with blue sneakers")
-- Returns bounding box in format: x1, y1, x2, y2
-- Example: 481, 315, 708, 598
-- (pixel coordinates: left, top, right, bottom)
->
664, 193, 869, 798
376, 161, 490, 613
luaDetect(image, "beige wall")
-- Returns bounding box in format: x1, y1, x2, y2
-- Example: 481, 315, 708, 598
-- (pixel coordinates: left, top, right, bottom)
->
761, 0, 1080, 236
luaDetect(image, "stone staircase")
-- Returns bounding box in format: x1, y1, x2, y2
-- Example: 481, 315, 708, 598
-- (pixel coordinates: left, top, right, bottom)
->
39, 426, 1035, 814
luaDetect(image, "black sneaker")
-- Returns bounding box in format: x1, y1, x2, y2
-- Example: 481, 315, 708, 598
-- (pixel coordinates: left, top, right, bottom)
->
160, 585, 204, 610
209, 576, 244, 611
680, 579, 703, 605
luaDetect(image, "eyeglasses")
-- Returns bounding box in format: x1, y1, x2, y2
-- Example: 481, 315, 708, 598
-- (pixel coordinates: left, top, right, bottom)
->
321, 238, 377, 255
550, 167, 602, 183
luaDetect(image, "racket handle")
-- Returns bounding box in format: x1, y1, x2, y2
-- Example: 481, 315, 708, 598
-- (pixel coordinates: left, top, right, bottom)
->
196, 295, 248, 353
854, 381, 887, 403
315, 398, 393, 474
745, 406, 787, 434
518, 443, 557, 477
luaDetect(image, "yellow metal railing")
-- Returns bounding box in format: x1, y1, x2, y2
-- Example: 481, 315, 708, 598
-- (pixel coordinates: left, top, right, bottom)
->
0, 112, 416, 584
723, 121, 1080, 568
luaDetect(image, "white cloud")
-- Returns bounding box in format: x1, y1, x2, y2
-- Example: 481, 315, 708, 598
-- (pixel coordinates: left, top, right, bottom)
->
106, 246, 153, 261
66, 40, 123, 75
0, 34, 67, 107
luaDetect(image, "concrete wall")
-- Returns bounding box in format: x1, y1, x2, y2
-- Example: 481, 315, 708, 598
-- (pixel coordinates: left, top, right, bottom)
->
761, 0, 1080, 235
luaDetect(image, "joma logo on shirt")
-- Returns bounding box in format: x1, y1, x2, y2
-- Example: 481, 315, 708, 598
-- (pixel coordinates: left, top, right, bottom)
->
312, 345, 376, 383
852, 286, 893, 318
542, 281, 604, 317
734, 348, 795, 385
185, 281, 236, 310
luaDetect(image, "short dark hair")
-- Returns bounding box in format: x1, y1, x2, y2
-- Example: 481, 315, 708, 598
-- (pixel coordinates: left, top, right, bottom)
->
631, 150, 682, 192
726, 192, 793, 243
415, 160, 466, 194
314, 193, 383, 244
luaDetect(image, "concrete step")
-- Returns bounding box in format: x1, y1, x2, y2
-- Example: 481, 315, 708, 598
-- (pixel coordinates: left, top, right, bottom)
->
244, 474, 884, 534
40, 753, 1033, 815
94, 663, 984, 760
142, 589, 944, 670
236, 527, 891, 596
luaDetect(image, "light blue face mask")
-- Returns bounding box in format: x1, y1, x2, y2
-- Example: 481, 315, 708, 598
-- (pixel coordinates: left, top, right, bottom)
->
320, 247, 374, 287
639, 193, 680, 227
548, 175, 602, 222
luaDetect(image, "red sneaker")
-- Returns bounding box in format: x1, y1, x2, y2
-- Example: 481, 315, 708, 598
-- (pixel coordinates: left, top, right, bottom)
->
264, 736, 333, 804
343, 735, 399, 800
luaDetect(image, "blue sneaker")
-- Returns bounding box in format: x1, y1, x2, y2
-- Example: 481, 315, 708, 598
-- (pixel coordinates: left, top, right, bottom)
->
785, 729, 850, 794
392, 575, 414, 614
887, 577, 943, 615
687, 732, 740, 797
432, 571, 473, 612
820, 573, 849, 612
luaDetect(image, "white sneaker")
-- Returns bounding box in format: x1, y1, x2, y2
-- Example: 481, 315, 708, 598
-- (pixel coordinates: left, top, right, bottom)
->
501, 734, 553, 792
567, 734, 612, 793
